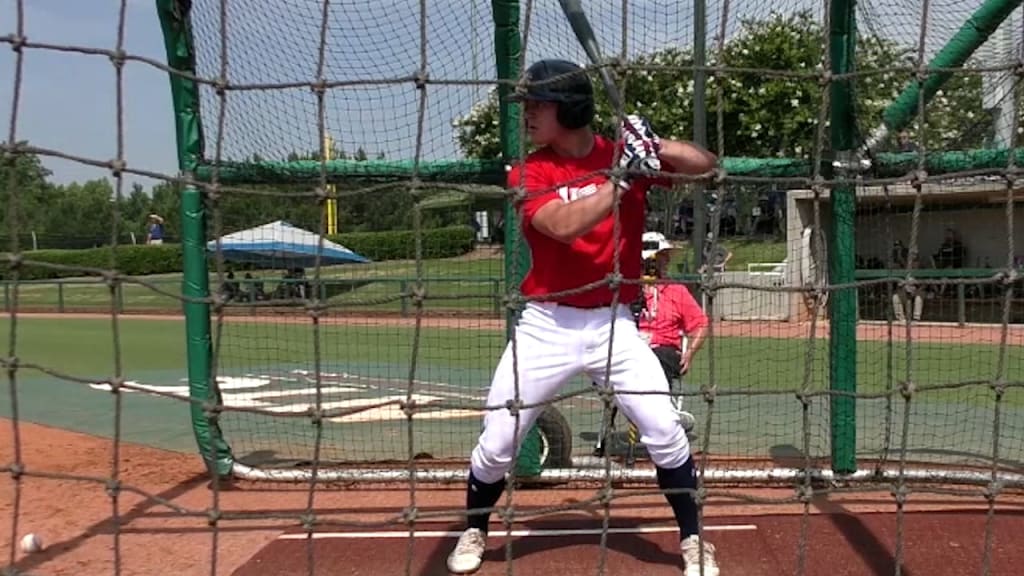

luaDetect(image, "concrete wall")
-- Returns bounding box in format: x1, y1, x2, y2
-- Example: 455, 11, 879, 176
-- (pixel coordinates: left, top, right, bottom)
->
701, 270, 791, 321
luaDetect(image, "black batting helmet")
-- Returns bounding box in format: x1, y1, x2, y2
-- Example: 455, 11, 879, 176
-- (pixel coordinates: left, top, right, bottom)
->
509, 59, 594, 130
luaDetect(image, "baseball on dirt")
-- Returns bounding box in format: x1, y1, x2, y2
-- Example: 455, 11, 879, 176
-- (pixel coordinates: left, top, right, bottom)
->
20, 533, 43, 553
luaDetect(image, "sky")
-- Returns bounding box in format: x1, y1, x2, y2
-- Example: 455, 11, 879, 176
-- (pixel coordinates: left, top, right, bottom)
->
1, 0, 176, 188
0, 0, 1013, 192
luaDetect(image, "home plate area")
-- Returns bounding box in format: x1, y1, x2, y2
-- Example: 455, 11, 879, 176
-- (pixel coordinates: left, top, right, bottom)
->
232, 519, 756, 576
88, 368, 486, 423
230, 510, 1024, 576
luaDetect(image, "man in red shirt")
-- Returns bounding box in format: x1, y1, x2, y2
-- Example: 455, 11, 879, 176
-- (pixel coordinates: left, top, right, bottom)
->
638, 231, 709, 422
446, 59, 719, 576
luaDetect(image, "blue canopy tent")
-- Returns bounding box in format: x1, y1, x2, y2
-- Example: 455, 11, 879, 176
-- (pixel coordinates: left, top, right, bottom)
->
206, 220, 370, 267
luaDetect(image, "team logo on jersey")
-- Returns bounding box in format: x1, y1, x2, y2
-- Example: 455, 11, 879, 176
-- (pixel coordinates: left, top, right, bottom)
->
557, 183, 599, 203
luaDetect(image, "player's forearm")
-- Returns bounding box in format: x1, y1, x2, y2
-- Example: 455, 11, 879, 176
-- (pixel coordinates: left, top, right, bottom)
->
531, 181, 623, 243
659, 139, 718, 176
683, 326, 707, 360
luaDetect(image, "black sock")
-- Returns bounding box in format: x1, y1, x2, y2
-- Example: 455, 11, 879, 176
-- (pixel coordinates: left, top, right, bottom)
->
465, 471, 507, 533
656, 456, 700, 539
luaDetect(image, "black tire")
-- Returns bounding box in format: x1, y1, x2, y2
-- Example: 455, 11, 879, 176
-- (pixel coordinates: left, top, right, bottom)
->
535, 405, 573, 469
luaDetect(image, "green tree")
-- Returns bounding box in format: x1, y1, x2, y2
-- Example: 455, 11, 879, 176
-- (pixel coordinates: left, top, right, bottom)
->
452, 10, 989, 161
0, 147, 53, 241
45, 179, 116, 244
710, 11, 826, 158
119, 183, 155, 241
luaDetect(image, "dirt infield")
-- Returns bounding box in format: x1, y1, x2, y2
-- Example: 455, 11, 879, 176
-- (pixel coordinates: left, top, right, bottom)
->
13, 311, 1024, 344
4, 418, 1024, 575
0, 420, 267, 576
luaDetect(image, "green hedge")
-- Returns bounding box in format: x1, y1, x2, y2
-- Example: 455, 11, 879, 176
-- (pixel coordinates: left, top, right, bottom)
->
8, 244, 184, 281
3, 225, 477, 280
327, 225, 476, 261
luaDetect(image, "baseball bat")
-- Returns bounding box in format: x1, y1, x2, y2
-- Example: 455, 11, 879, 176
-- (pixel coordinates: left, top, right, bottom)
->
557, 0, 624, 113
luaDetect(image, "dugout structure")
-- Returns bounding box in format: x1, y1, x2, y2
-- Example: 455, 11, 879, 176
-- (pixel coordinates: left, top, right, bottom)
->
154, 0, 1024, 487
786, 181, 1024, 324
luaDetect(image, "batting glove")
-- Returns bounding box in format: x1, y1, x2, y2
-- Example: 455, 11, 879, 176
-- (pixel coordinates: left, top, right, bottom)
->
614, 115, 661, 189
622, 137, 661, 171
623, 114, 660, 148
616, 138, 661, 189
623, 114, 661, 167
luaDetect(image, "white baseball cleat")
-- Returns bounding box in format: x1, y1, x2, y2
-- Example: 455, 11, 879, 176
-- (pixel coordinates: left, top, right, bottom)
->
681, 534, 720, 576
447, 528, 487, 574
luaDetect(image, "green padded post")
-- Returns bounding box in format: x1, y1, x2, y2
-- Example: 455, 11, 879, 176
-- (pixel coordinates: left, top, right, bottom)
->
827, 0, 858, 474
156, 0, 232, 478
491, 0, 542, 477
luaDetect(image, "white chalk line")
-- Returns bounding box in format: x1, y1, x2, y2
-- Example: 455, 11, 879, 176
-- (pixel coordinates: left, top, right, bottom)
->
277, 524, 757, 540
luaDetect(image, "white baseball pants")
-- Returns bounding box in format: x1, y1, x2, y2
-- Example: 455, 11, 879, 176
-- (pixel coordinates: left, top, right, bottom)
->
470, 301, 691, 484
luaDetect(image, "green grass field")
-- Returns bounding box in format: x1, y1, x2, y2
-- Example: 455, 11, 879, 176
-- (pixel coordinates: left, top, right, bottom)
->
1, 316, 1020, 399
1, 315, 1020, 466
2, 315, 1019, 405
0, 228, 1016, 466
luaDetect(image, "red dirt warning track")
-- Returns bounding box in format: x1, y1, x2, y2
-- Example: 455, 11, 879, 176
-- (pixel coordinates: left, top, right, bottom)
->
5, 420, 1024, 576
232, 511, 1024, 576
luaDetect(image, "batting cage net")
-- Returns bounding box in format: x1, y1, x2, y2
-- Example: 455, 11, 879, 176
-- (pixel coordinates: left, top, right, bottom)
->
170, 0, 1024, 482
3, 0, 1024, 574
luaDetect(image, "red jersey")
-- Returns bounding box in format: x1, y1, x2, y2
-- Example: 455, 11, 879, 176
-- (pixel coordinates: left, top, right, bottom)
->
511, 135, 668, 308
637, 283, 708, 349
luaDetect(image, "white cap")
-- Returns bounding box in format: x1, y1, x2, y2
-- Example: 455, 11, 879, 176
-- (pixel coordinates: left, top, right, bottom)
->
641, 231, 677, 260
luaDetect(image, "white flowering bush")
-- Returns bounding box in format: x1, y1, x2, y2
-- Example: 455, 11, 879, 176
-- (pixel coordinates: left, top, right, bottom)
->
452, 89, 504, 159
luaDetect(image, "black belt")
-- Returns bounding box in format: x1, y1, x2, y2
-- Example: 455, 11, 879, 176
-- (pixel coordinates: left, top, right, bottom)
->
557, 302, 614, 309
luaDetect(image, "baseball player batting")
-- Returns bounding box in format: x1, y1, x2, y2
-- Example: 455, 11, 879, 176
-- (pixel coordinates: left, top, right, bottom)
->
445, 59, 720, 576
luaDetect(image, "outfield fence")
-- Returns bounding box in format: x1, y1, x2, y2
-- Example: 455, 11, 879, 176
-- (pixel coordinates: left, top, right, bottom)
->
0, 276, 506, 317
6, 271, 1022, 327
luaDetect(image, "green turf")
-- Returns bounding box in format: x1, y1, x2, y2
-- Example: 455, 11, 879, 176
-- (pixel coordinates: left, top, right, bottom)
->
1, 316, 1020, 466
3, 237, 1019, 467
1, 317, 1019, 406
0, 317, 188, 376
699, 336, 1023, 405
0, 317, 508, 455
0, 317, 505, 378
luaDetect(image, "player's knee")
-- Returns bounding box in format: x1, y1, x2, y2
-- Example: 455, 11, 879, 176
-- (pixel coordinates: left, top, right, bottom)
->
470, 442, 513, 484
641, 421, 690, 469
